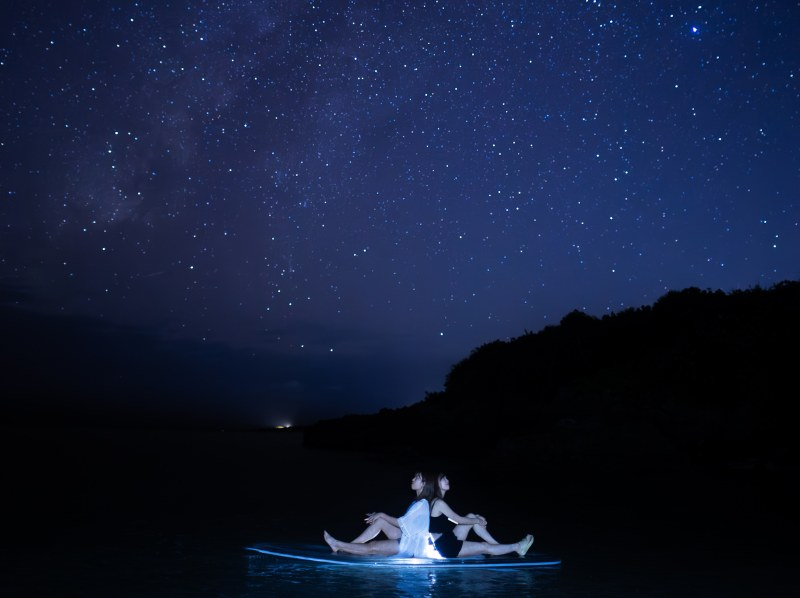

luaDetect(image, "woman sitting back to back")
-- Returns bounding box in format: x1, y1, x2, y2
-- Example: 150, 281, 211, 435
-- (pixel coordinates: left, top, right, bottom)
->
430, 473, 533, 558
323, 472, 435, 557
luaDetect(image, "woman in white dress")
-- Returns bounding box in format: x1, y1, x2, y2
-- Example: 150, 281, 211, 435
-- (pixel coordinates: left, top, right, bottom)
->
323, 472, 434, 557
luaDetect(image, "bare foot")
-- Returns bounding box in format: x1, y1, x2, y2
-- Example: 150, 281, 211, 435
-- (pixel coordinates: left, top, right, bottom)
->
323, 530, 340, 553
517, 534, 534, 556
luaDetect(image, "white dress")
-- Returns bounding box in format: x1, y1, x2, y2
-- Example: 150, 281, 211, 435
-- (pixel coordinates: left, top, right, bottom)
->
396, 498, 431, 557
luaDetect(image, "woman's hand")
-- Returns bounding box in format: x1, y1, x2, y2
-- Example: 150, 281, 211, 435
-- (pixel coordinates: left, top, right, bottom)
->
364, 512, 383, 524
468, 512, 488, 527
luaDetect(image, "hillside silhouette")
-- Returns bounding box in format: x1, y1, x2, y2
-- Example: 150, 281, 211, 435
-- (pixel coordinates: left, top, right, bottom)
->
304, 280, 800, 469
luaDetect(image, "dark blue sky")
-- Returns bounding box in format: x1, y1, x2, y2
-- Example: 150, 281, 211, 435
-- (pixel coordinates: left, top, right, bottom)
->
2, 1, 798, 428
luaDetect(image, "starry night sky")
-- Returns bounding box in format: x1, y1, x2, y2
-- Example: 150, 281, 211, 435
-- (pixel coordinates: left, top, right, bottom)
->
2, 1, 798, 428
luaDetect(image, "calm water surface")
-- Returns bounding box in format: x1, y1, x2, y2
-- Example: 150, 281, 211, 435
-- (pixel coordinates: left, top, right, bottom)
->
245, 555, 561, 597
8, 531, 788, 598
3, 427, 796, 597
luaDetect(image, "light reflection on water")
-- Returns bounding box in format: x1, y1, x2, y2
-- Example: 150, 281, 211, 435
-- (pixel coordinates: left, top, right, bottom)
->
244, 554, 561, 597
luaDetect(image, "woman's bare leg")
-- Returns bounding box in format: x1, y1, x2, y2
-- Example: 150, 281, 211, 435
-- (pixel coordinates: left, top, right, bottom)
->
351, 519, 401, 543
324, 531, 400, 556
457, 535, 534, 557
453, 523, 499, 544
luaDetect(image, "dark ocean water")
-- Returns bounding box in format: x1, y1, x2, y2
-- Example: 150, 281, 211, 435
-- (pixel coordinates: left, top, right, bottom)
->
2, 426, 797, 596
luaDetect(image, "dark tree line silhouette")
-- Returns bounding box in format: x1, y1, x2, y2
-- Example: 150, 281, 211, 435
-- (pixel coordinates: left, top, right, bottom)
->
304, 280, 800, 468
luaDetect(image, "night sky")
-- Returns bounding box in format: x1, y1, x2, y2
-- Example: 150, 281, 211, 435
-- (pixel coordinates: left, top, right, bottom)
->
2, 1, 798, 428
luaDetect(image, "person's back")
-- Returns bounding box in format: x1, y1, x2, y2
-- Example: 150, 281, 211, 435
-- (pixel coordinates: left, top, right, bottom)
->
429, 498, 455, 533
397, 497, 431, 557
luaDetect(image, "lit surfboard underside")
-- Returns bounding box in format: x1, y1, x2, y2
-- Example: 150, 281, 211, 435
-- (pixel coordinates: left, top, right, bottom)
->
246, 543, 561, 568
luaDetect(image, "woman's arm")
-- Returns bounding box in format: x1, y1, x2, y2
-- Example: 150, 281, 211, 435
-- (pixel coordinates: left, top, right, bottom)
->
436, 500, 486, 526
365, 512, 400, 527
466, 512, 488, 526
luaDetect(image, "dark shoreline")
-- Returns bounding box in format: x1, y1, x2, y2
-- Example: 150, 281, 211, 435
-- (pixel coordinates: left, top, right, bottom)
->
6, 424, 798, 539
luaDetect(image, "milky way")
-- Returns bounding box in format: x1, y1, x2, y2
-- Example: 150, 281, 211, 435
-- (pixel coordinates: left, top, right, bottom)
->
2, 1, 798, 426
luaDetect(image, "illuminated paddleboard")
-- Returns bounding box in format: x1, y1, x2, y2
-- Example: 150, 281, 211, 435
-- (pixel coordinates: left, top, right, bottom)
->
246, 543, 561, 568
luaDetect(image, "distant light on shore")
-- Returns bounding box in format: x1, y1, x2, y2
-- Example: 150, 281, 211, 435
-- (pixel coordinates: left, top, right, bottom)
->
274, 424, 292, 429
